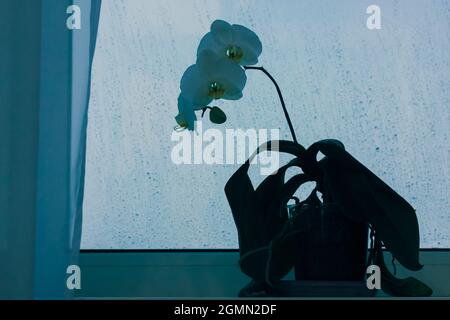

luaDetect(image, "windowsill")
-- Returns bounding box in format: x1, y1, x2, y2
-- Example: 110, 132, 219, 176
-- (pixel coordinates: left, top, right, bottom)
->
76, 250, 450, 299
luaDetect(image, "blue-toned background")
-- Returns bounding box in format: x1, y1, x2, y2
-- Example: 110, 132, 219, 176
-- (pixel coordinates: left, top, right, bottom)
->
81, 0, 450, 249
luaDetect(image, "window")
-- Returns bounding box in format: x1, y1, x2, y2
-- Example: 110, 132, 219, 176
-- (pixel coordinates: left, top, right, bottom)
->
81, 0, 450, 249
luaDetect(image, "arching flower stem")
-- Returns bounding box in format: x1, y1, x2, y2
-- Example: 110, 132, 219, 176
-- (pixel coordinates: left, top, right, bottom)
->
201, 106, 213, 117
244, 66, 298, 144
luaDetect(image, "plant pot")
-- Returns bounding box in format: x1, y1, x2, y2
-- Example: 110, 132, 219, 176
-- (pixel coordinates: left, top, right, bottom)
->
293, 196, 369, 281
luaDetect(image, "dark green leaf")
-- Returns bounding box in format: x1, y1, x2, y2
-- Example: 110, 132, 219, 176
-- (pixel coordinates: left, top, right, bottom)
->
309, 140, 422, 271
374, 242, 432, 296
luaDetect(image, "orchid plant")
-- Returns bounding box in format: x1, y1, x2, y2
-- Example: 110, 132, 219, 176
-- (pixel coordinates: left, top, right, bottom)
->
175, 20, 432, 298
175, 20, 298, 143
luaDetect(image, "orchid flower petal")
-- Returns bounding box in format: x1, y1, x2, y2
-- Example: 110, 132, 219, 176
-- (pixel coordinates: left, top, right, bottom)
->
211, 20, 233, 44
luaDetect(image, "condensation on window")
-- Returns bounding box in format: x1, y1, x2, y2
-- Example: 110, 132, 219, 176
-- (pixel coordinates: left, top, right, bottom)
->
81, 0, 450, 249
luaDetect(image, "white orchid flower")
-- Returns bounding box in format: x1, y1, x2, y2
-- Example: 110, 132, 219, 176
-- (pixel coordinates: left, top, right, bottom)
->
175, 94, 197, 131
197, 20, 262, 66
180, 50, 247, 107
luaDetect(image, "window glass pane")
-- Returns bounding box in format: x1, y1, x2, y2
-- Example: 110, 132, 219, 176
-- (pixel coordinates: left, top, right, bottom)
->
81, 0, 450, 249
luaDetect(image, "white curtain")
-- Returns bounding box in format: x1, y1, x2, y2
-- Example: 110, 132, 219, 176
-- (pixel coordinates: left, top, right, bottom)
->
0, 0, 101, 299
